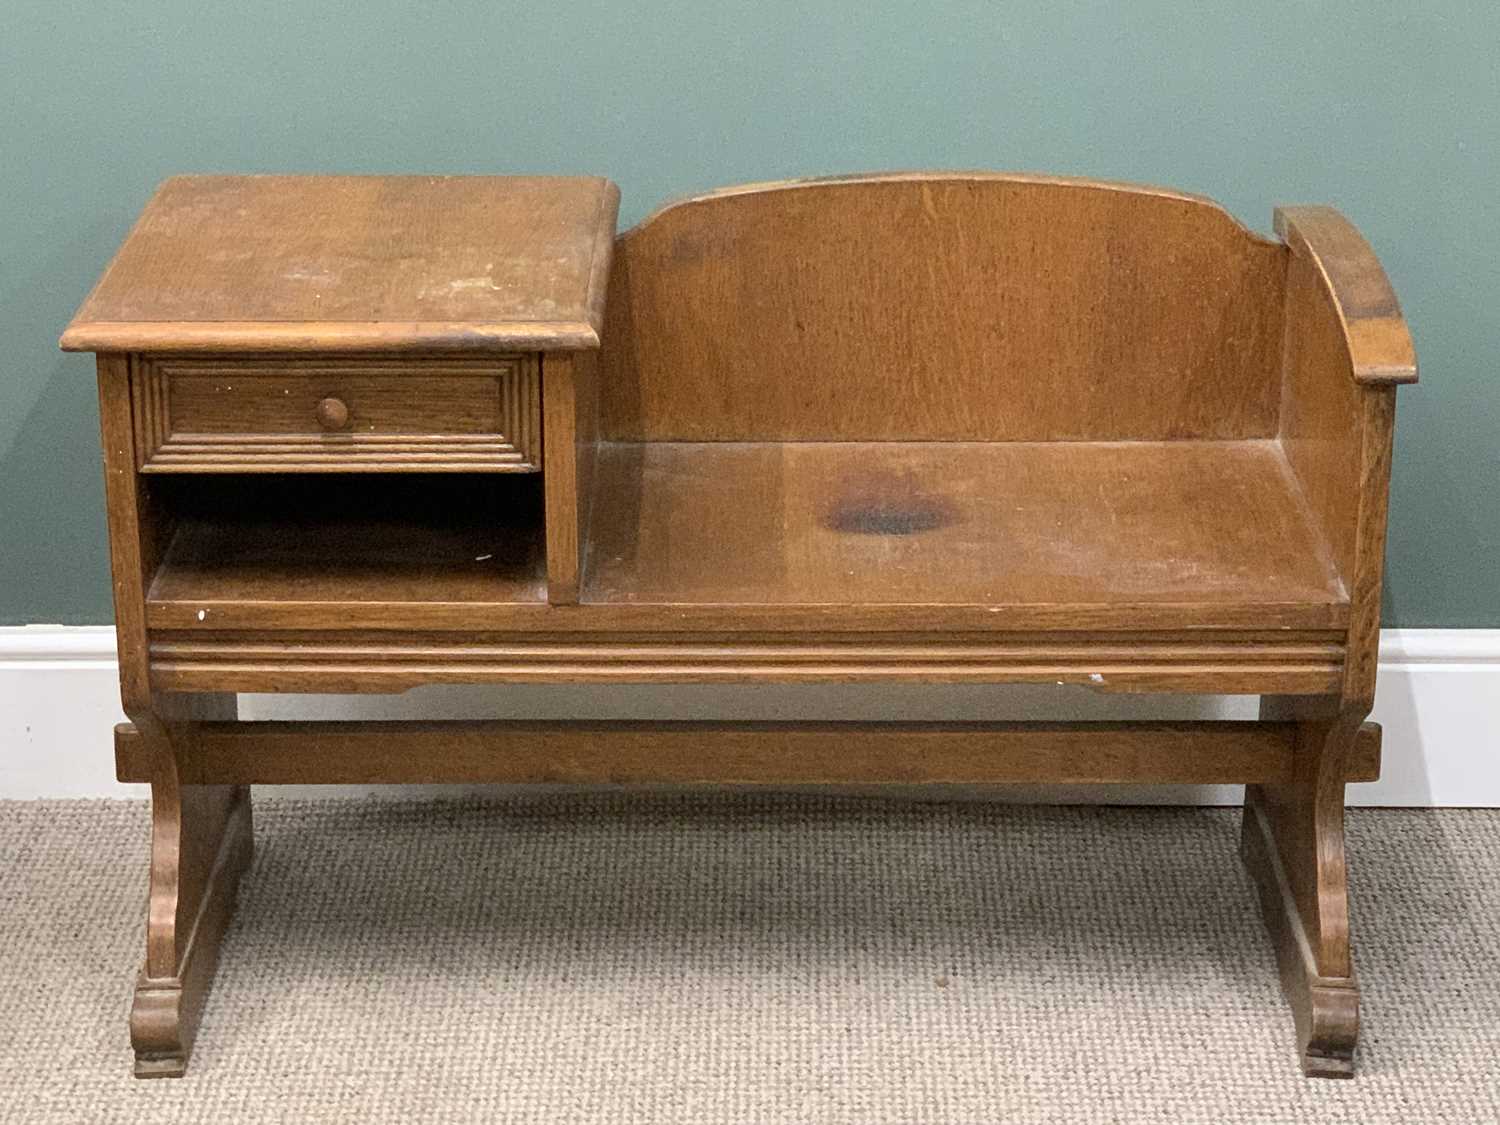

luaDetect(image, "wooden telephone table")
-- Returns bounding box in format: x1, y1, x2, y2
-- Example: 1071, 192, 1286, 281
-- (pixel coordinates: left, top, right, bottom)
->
61, 173, 1416, 1079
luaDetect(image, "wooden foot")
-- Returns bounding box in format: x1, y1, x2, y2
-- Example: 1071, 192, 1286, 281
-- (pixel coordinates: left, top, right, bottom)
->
1241, 791, 1358, 1077
128, 761, 253, 1079
1241, 704, 1366, 1079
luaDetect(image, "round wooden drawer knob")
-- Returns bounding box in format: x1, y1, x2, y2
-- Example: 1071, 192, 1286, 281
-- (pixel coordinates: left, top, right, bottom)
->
315, 396, 350, 431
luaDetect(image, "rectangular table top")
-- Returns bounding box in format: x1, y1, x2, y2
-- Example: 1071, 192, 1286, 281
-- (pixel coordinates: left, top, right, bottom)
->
60, 175, 619, 354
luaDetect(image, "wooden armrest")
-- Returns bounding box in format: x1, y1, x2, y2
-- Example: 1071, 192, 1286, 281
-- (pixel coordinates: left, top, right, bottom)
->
1274, 206, 1417, 386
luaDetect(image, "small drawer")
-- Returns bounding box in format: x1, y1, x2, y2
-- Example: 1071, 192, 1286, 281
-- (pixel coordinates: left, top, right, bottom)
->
131, 355, 540, 472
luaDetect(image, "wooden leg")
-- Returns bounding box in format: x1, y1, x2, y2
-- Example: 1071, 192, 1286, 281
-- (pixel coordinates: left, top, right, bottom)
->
1241, 700, 1363, 1079
127, 700, 252, 1078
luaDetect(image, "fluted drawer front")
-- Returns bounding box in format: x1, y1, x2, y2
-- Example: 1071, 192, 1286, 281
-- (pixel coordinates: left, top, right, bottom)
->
131, 355, 540, 472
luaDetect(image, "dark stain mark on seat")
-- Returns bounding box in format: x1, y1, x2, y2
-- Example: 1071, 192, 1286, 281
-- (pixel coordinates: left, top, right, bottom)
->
824, 470, 955, 536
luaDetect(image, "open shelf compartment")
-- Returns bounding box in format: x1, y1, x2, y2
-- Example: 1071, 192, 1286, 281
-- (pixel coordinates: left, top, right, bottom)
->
145, 473, 548, 616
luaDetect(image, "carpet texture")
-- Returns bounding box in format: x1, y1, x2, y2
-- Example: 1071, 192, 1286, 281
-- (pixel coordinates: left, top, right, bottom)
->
1, 795, 1496, 1123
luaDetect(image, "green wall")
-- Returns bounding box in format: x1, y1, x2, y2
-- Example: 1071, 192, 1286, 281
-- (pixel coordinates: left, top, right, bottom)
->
3, 2, 1495, 625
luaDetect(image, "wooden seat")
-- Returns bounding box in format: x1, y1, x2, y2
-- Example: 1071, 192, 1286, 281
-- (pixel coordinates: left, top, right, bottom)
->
585, 439, 1345, 620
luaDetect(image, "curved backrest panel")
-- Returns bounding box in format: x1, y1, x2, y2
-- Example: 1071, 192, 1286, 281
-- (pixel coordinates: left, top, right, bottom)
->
598, 174, 1288, 442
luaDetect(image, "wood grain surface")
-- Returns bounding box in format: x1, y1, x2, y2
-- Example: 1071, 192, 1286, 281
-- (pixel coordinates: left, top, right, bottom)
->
133, 354, 541, 472
543, 351, 602, 603
1273, 206, 1417, 386
140, 630, 1345, 695
61, 175, 619, 352
112, 718, 1383, 788
599, 173, 1287, 441
586, 440, 1345, 609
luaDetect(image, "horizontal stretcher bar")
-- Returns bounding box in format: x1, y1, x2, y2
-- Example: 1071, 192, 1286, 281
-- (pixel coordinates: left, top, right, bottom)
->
115, 719, 1382, 787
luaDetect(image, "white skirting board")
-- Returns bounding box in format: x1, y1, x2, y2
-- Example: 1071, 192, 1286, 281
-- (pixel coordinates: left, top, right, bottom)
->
2, 626, 1496, 805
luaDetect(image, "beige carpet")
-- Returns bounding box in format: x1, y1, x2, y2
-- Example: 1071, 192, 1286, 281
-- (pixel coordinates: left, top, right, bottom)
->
1, 795, 1496, 1123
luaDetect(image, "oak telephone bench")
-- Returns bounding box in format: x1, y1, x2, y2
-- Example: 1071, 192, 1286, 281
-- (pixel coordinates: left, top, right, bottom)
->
61, 172, 1416, 1079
